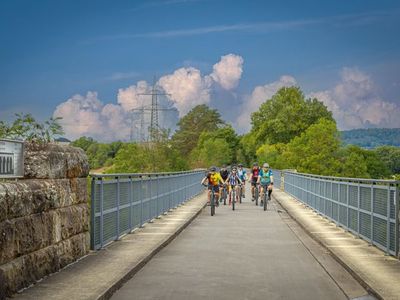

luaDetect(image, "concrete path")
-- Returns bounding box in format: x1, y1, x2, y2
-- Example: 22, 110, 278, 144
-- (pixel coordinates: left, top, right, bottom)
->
273, 189, 400, 300
112, 185, 370, 300
12, 191, 208, 300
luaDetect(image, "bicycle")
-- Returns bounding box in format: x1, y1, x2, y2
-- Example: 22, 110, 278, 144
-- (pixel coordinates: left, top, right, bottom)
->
220, 184, 228, 205
203, 184, 217, 216
238, 184, 243, 203
254, 183, 260, 206
230, 184, 237, 211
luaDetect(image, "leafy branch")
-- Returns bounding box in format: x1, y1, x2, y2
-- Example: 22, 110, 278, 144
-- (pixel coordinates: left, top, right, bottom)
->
0, 113, 65, 143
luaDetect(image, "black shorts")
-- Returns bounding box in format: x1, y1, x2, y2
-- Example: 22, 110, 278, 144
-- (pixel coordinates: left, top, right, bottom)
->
208, 185, 220, 193
251, 178, 258, 187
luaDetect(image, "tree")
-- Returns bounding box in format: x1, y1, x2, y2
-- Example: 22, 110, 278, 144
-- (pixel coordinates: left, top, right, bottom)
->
256, 143, 287, 170
172, 104, 225, 156
281, 119, 341, 176
375, 146, 400, 175
71, 136, 96, 151
0, 113, 64, 142
190, 137, 232, 168
250, 87, 334, 145
338, 145, 390, 179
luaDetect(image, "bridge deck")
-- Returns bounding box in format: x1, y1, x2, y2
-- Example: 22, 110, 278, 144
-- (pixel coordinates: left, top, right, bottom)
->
112, 184, 368, 300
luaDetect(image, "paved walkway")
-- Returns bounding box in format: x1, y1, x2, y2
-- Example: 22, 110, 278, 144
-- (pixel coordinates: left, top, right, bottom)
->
111, 185, 370, 300
273, 189, 400, 300
12, 192, 208, 300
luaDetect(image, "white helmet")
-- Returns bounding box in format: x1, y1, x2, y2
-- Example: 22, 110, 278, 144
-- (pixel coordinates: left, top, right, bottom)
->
263, 163, 269, 168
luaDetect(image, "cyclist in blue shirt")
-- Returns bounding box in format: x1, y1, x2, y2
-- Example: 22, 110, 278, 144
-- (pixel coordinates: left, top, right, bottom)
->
237, 164, 247, 198
257, 163, 274, 205
226, 166, 243, 205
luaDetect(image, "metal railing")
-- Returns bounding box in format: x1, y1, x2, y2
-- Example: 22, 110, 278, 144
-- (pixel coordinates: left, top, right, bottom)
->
283, 171, 399, 256
271, 169, 282, 189
90, 170, 205, 250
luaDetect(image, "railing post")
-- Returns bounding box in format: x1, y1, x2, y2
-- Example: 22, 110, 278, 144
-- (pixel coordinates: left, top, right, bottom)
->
386, 184, 391, 255
100, 178, 104, 248
140, 175, 144, 227
395, 184, 399, 257
346, 183, 350, 229
90, 177, 96, 250
116, 176, 120, 240
371, 182, 374, 244
156, 174, 160, 217
129, 176, 132, 231
357, 181, 361, 238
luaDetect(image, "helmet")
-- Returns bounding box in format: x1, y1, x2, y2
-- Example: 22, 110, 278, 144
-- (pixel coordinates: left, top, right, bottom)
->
232, 166, 237, 172
253, 162, 258, 167
238, 163, 243, 167
222, 164, 227, 169
263, 163, 269, 168
209, 166, 217, 172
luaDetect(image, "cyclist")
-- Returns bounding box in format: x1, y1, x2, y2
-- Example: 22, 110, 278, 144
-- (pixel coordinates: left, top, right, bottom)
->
257, 163, 274, 205
219, 165, 229, 203
201, 166, 224, 206
237, 164, 247, 198
226, 166, 243, 205
248, 163, 260, 201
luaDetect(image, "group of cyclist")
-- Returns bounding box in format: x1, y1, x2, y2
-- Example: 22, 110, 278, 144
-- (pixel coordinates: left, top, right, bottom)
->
201, 162, 274, 207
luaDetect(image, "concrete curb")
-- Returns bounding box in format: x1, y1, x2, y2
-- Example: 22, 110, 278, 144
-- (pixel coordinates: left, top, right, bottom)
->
97, 198, 207, 300
273, 190, 384, 300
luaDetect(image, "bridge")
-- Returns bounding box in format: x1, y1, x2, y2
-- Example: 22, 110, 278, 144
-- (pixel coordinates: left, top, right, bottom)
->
5, 169, 399, 300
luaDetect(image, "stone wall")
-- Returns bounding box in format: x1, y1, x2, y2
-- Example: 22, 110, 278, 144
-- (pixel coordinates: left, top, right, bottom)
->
0, 142, 90, 297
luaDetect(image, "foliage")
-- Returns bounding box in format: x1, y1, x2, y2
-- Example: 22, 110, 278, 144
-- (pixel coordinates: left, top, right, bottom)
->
341, 128, 400, 148
280, 119, 341, 176
190, 137, 232, 168
172, 104, 225, 156
0, 113, 64, 142
374, 146, 400, 175
108, 138, 187, 173
237, 133, 257, 166
250, 87, 333, 145
256, 143, 287, 170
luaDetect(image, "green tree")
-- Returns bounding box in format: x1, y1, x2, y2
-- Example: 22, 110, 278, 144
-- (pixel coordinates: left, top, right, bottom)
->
375, 146, 400, 175
0, 113, 64, 142
251, 87, 334, 145
172, 104, 225, 156
281, 119, 341, 176
71, 136, 96, 151
341, 145, 391, 179
256, 143, 287, 169
237, 133, 257, 166
190, 137, 232, 168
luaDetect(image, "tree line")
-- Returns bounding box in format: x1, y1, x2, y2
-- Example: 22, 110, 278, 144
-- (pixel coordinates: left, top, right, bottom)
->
1, 87, 399, 179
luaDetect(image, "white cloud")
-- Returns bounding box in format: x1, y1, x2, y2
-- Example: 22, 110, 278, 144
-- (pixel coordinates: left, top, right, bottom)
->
157, 67, 212, 116
53, 92, 131, 142
53, 54, 244, 141
236, 75, 297, 132
210, 54, 243, 90
310, 67, 400, 130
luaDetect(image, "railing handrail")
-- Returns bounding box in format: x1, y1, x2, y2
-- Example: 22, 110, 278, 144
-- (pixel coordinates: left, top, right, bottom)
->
90, 169, 206, 179
282, 170, 399, 185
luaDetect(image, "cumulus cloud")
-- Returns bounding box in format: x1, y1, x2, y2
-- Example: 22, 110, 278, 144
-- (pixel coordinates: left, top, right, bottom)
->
53, 92, 131, 142
158, 67, 213, 116
53, 54, 244, 141
210, 54, 243, 90
309, 67, 400, 130
236, 75, 297, 132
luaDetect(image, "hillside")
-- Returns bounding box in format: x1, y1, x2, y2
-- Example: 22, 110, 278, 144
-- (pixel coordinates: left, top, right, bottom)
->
341, 128, 400, 148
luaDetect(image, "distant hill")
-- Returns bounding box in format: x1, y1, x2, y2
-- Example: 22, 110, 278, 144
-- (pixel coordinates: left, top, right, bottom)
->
340, 128, 400, 148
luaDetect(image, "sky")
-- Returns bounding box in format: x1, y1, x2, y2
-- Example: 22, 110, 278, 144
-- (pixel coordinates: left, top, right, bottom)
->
1, 0, 400, 141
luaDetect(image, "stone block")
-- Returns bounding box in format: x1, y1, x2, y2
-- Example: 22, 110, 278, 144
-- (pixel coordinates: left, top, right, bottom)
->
24, 142, 89, 179
0, 233, 88, 296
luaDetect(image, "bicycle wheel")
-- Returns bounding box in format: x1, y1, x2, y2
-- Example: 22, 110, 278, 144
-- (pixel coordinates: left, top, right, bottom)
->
211, 192, 215, 216
263, 189, 267, 211
232, 188, 235, 211
255, 185, 259, 206
223, 187, 227, 205
238, 186, 242, 203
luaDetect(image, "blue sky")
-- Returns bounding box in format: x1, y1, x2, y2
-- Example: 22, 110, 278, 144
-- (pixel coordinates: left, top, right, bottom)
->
1, 0, 400, 140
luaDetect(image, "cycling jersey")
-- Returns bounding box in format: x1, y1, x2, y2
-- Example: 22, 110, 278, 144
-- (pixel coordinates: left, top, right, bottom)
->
207, 172, 223, 186
259, 169, 272, 185
220, 169, 229, 181
238, 168, 246, 181
251, 167, 260, 182
227, 173, 241, 186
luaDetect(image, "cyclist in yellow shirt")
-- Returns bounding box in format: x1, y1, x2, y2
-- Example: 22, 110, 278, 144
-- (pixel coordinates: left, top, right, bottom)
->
201, 166, 225, 205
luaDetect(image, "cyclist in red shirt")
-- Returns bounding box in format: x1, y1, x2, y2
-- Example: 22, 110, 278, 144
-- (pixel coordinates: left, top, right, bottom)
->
248, 163, 260, 201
